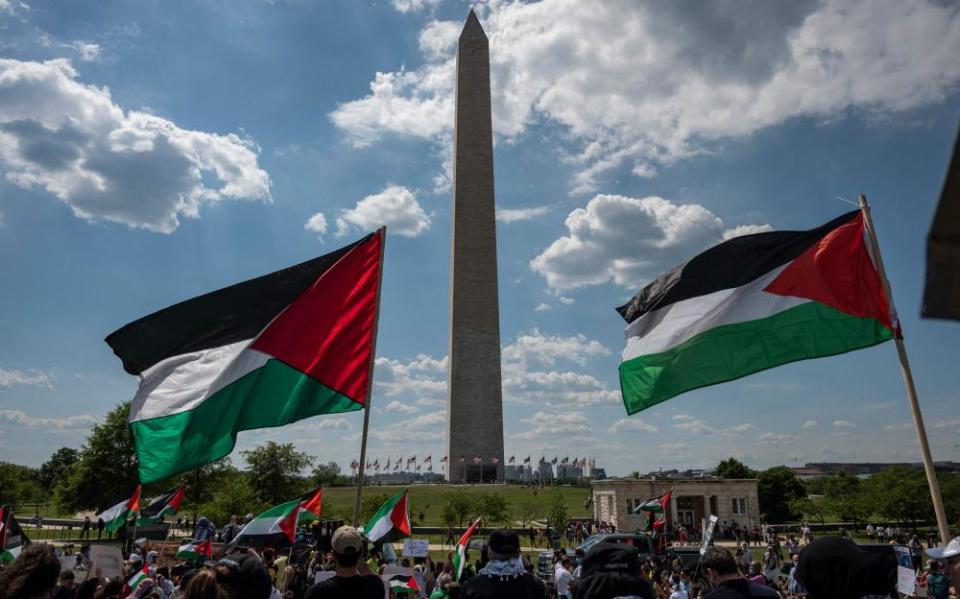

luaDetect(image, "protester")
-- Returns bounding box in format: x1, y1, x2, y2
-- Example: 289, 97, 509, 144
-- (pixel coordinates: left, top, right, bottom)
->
459, 529, 546, 599
0, 543, 62, 599
554, 556, 574, 599
700, 547, 778, 598
925, 535, 960, 596
304, 526, 383, 598
54, 570, 77, 599
573, 542, 652, 599
183, 569, 220, 599
795, 536, 895, 599
925, 561, 950, 599
222, 516, 241, 545
214, 552, 275, 599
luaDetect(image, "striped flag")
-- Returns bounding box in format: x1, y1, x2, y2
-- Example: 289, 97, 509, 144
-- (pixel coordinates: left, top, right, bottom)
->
96, 485, 141, 533
176, 539, 213, 561
453, 518, 482, 581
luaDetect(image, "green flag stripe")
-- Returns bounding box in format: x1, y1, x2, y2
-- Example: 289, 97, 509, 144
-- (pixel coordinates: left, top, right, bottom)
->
131, 359, 362, 483
619, 301, 893, 415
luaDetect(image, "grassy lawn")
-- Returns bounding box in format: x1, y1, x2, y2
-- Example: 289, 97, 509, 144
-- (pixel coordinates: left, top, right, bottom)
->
321, 483, 592, 526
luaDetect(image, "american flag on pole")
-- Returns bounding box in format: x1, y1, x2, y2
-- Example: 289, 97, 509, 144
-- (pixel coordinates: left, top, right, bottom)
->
472, 456, 482, 464
491, 457, 499, 465
524, 456, 531, 464
440, 456, 448, 464
508, 456, 515, 464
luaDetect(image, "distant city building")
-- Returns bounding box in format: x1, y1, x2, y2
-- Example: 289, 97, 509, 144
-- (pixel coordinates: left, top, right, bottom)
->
803, 462, 960, 476
557, 464, 583, 480
592, 477, 759, 531
504, 464, 533, 482
589, 467, 607, 480
537, 458, 554, 481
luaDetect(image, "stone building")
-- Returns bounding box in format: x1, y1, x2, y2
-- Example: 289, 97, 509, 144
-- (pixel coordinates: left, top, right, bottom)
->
591, 478, 760, 531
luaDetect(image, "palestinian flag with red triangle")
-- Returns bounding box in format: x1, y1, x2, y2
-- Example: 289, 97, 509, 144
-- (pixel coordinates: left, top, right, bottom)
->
232, 488, 323, 548
617, 211, 897, 414
106, 231, 384, 483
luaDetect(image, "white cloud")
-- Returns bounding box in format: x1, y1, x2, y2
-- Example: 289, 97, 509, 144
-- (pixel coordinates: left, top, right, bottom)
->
64, 41, 100, 62
722, 224, 775, 240
369, 410, 446, 444
294, 417, 353, 431
885, 422, 912, 430
609, 418, 659, 434
332, 0, 960, 193
725, 423, 755, 434
502, 328, 609, 368
391, 0, 443, 14
304, 212, 328, 238
496, 205, 550, 223
0, 409, 95, 428
385, 400, 419, 414
933, 419, 960, 430
533, 302, 551, 312
0, 367, 53, 389
758, 432, 798, 445
0, 59, 271, 233
559, 297, 575, 305
374, 354, 448, 400
833, 420, 856, 428
801, 420, 819, 429
670, 415, 754, 437
530, 195, 763, 290
513, 410, 591, 440
657, 442, 689, 453
336, 185, 430, 238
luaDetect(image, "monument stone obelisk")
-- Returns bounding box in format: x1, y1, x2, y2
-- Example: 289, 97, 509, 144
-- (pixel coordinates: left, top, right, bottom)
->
446, 10, 505, 483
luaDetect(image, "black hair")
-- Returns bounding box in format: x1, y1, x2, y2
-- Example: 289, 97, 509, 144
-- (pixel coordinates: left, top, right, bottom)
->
700, 547, 739, 576
334, 550, 361, 568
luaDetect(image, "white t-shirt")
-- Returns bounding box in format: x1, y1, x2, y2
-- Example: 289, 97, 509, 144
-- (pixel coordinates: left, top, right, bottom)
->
555, 565, 574, 596
670, 589, 689, 599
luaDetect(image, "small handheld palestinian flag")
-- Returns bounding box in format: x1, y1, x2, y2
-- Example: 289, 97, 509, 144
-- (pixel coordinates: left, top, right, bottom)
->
96, 484, 142, 533
126, 565, 149, 593
617, 210, 897, 414
387, 572, 420, 595
176, 539, 213, 561
453, 518, 482, 581
0, 545, 21, 563
233, 487, 323, 547
106, 230, 384, 483
137, 486, 185, 526
364, 491, 411, 543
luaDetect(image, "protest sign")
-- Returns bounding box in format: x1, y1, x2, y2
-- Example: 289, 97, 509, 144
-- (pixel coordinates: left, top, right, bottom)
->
700, 515, 719, 556
402, 539, 429, 558
88, 545, 123, 579
897, 565, 916, 596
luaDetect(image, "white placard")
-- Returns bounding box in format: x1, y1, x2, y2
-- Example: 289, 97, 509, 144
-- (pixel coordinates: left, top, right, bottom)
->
88, 545, 124, 579
897, 565, 916, 597
314, 571, 336, 584
60, 555, 78, 573
402, 539, 430, 558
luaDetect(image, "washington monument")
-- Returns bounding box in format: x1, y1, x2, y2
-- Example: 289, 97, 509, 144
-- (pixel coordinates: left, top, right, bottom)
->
446, 10, 505, 483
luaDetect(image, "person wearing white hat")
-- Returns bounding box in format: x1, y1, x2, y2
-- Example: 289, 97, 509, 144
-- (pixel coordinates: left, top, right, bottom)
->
925, 536, 960, 596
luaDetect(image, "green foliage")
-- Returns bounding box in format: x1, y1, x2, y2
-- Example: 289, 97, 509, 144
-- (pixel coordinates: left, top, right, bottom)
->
196, 472, 266, 525
515, 500, 542, 527
442, 491, 474, 528
180, 458, 239, 520
37, 448, 79, 491
475, 493, 510, 527
360, 493, 392, 523
55, 403, 139, 513
241, 442, 313, 505
862, 466, 932, 525
0, 462, 42, 507
758, 466, 806, 523
715, 458, 756, 479
789, 496, 827, 525
311, 462, 347, 487
546, 491, 569, 530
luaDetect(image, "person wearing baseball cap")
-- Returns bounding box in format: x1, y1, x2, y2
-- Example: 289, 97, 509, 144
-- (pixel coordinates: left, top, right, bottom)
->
305, 526, 384, 599
926, 535, 960, 597
460, 529, 547, 599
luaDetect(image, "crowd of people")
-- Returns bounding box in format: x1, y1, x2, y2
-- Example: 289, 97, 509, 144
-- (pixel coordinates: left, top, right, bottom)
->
1, 523, 958, 599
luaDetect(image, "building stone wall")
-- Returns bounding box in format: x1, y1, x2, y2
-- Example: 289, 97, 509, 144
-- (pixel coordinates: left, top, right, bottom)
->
591, 478, 760, 532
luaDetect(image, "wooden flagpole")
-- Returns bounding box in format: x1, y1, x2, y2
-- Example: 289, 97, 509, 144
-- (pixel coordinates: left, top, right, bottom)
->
859, 195, 951, 544
352, 226, 387, 527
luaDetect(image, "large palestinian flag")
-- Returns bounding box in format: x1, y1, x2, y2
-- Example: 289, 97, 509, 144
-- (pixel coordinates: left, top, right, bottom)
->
137, 486, 185, 526
106, 231, 384, 483
0, 507, 30, 551
617, 211, 896, 414
363, 491, 411, 543
96, 485, 142, 533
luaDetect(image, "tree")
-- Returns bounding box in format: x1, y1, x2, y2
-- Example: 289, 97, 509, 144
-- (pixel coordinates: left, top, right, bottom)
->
816, 472, 871, 524
198, 472, 266, 526
181, 458, 238, 522
715, 458, 756, 479
442, 491, 474, 528
37, 448, 79, 491
0, 463, 41, 508
475, 493, 510, 527
546, 491, 569, 530
789, 497, 826, 525
360, 493, 391, 523
758, 466, 806, 523
55, 403, 139, 512
515, 500, 542, 528
241, 442, 313, 505
862, 466, 932, 526
311, 462, 346, 487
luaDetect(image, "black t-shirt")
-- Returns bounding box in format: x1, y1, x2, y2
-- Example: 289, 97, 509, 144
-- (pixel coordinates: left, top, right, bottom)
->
461, 573, 550, 599
705, 578, 780, 599
304, 574, 385, 599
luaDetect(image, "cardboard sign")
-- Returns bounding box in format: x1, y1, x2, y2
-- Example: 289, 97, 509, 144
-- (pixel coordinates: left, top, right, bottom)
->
88, 545, 124, 579
402, 539, 430, 558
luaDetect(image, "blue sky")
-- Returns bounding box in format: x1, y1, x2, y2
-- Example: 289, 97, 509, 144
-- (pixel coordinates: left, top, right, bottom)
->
1, 0, 958, 477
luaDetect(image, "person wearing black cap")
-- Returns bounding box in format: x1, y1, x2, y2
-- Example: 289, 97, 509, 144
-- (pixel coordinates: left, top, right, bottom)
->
213, 551, 276, 599
305, 526, 384, 599
793, 536, 895, 599
572, 542, 652, 599
460, 529, 548, 599
700, 547, 778, 599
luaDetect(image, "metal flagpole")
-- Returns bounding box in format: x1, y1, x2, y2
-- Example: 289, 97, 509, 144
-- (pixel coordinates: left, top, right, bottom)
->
352, 226, 387, 527
859, 195, 951, 544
